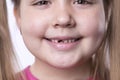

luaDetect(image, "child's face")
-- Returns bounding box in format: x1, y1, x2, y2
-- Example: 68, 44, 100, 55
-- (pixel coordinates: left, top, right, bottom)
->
15, 0, 107, 68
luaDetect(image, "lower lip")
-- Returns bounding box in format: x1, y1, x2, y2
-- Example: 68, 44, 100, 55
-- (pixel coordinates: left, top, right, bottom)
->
45, 39, 81, 51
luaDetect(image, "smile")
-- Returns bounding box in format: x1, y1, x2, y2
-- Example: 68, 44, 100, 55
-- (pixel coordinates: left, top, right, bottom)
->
44, 36, 83, 51
45, 38, 80, 43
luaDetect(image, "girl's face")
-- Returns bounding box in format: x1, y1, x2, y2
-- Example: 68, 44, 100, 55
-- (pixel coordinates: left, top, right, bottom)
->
15, 0, 107, 68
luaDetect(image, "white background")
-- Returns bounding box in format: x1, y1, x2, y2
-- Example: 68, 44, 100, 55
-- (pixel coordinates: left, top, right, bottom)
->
6, 0, 34, 69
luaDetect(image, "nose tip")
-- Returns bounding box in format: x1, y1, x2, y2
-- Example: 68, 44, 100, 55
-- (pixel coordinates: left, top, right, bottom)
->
53, 11, 75, 28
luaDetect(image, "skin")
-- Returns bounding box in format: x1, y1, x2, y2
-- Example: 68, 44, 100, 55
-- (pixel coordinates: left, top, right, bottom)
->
15, 0, 107, 80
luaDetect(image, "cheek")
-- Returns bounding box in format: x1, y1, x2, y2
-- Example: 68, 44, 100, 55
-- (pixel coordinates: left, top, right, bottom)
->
19, 4, 51, 37
20, 14, 48, 37
77, 10, 106, 37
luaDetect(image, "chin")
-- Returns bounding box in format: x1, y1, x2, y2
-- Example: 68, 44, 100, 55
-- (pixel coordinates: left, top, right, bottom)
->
47, 57, 82, 69
49, 63, 77, 69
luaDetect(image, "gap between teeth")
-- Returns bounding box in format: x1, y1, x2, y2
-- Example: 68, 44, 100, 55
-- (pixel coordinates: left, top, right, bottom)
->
51, 39, 76, 43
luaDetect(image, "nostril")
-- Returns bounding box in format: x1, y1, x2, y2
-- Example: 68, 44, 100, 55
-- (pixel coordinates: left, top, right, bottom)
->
66, 23, 71, 27
54, 23, 70, 28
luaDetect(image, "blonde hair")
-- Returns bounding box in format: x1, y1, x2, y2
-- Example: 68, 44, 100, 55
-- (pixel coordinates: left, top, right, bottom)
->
110, 0, 120, 80
0, 0, 20, 80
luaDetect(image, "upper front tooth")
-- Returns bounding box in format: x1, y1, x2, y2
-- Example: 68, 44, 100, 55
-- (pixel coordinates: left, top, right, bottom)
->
55, 40, 59, 43
68, 40, 72, 43
51, 39, 58, 43
63, 39, 74, 43
71, 39, 75, 42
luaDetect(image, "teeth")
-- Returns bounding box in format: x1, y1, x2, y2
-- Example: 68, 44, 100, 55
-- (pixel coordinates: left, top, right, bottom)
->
64, 40, 68, 43
51, 39, 77, 43
51, 39, 58, 43
71, 39, 75, 42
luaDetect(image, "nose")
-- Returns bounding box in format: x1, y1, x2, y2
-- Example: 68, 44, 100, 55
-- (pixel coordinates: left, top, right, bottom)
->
52, 8, 75, 28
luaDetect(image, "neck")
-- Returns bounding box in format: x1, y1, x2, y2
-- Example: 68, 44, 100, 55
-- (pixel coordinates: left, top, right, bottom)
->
30, 58, 93, 80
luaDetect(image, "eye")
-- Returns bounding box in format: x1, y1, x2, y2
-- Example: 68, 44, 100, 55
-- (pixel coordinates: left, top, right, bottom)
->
32, 0, 51, 6
73, 0, 93, 5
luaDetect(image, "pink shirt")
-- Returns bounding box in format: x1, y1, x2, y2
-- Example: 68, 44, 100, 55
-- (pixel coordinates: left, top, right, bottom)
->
24, 66, 38, 80
23, 66, 94, 80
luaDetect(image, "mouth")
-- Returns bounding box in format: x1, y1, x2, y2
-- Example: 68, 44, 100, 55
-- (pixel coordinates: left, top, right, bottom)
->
44, 37, 82, 43
43, 36, 83, 51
